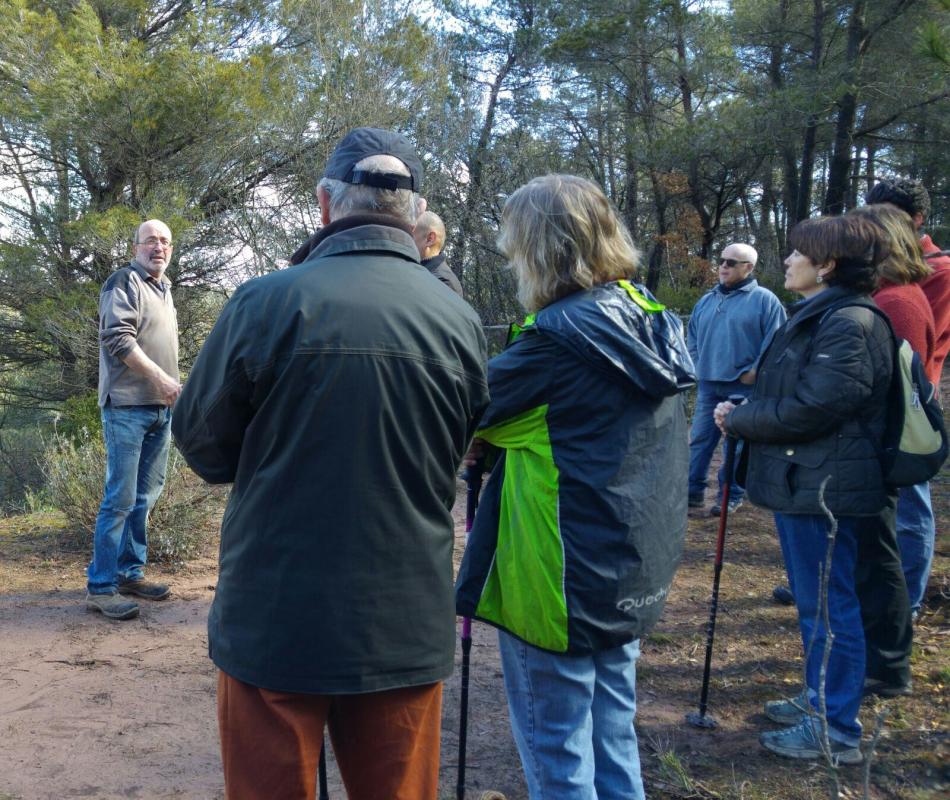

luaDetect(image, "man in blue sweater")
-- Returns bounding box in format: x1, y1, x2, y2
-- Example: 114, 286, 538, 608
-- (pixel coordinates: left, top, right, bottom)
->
687, 243, 786, 515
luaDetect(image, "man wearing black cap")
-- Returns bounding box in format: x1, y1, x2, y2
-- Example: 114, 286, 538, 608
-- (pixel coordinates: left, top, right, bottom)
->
172, 127, 489, 799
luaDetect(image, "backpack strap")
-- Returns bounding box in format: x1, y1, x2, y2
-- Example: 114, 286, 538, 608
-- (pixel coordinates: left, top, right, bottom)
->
817, 296, 892, 335
814, 298, 896, 465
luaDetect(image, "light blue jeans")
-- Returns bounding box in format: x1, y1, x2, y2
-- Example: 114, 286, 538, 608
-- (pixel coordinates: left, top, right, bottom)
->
498, 631, 644, 800
688, 380, 749, 503
87, 404, 172, 594
774, 513, 864, 746
896, 481, 935, 614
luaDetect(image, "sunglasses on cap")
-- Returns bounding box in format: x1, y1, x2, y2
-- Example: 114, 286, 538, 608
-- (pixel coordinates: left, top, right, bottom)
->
719, 258, 751, 267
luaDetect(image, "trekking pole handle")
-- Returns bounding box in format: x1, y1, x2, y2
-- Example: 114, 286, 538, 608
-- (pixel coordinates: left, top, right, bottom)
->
722, 394, 748, 439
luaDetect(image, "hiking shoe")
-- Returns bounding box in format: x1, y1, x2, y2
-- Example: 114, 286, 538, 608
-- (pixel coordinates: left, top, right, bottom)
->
688, 494, 705, 508
86, 592, 139, 620
760, 720, 862, 765
708, 498, 743, 517
764, 693, 809, 725
772, 584, 795, 606
117, 579, 170, 601
863, 678, 912, 698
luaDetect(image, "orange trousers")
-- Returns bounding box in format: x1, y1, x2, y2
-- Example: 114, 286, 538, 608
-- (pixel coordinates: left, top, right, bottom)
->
217, 670, 443, 800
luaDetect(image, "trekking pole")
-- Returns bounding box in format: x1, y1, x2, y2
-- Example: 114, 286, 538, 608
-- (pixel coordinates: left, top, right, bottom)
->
318, 743, 329, 800
687, 395, 744, 730
457, 459, 484, 800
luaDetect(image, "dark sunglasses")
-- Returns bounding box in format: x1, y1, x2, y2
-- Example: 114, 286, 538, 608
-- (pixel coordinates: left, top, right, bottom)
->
719, 258, 750, 267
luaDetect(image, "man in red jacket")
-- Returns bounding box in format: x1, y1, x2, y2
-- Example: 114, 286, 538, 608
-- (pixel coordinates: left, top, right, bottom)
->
866, 178, 949, 628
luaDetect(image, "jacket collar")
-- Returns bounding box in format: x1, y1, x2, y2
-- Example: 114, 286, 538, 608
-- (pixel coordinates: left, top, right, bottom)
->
290, 213, 419, 266
786, 285, 866, 329
421, 252, 445, 271
717, 276, 757, 294
713, 277, 758, 296
129, 260, 171, 287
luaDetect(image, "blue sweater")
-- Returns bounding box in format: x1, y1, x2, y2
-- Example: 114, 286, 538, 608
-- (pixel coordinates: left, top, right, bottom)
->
687, 279, 786, 383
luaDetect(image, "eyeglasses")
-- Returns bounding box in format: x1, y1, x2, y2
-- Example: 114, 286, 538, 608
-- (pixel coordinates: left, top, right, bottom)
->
138, 236, 173, 248
719, 258, 750, 267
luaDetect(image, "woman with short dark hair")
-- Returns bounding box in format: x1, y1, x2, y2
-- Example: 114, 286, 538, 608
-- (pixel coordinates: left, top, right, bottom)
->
715, 213, 906, 764
456, 174, 694, 798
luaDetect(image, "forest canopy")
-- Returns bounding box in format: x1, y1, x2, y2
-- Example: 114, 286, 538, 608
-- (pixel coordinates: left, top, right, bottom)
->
0, 0, 946, 414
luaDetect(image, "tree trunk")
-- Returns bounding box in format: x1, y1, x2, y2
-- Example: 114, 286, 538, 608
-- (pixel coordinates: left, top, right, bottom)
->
847, 143, 863, 210
673, 0, 716, 259
646, 170, 668, 293
455, 49, 519, 318
865, 141, 877, 196
796, 0, 825, 222
823, 0, 868, 215
769, 1, 801, 225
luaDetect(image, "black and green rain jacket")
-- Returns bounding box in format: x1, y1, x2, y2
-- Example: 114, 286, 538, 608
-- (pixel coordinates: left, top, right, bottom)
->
455, 281, 695, 654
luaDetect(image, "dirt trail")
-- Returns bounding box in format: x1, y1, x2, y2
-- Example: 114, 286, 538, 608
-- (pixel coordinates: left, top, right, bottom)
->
1, 473, 947, 799
0, 572, 220, 799
0, 490, 527, 800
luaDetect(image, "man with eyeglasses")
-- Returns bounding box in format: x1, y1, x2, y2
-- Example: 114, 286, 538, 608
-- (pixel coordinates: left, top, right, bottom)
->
687, 242, 786, 516
86, 219, 181, 620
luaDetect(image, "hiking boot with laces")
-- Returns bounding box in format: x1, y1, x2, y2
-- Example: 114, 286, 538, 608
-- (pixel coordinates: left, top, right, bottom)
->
85, 591, 140, 620
764, 692, 809, 725
760, 720, 862, 764
117, 579, 170, 601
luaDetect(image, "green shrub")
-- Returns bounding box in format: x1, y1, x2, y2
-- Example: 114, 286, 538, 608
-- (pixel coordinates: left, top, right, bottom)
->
57, 391, 102, 443
43, 431, 225, 564
0, 425, 48, 513
653, 282, 708, 315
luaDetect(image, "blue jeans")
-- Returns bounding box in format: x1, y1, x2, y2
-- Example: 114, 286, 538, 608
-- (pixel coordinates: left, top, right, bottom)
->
498, 631, 644, 800
774, 513, 864, 746
896, 481, 935, 613
87, 404, 172, 594
688, 381, 749, 503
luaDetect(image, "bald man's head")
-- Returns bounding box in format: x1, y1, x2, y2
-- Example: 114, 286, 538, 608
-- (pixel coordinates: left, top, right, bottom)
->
718, 242, 757, 287
133, 219, 173, 278
413, 211, 446, 260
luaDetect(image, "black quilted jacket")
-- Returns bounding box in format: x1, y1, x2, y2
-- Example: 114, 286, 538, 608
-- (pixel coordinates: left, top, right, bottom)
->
725, 286, 893, 516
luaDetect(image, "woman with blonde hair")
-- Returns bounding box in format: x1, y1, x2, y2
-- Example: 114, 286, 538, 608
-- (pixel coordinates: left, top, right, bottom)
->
456, 174, 695, 798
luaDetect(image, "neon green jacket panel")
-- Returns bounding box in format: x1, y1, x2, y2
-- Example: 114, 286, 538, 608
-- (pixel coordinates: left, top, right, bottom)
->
456, 282, 694, 654
476, 404, 568, 652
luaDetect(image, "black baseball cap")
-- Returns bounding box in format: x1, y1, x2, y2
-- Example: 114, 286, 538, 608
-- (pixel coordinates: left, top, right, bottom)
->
323, 127, 423, 192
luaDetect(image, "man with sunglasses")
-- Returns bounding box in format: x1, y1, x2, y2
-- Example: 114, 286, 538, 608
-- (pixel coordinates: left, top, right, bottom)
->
87, 219, 181, 620
687, 243, 786, 516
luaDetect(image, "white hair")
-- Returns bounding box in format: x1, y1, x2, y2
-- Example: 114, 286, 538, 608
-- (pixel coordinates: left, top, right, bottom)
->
318, 154, 420, 224
722, 242, 758, 266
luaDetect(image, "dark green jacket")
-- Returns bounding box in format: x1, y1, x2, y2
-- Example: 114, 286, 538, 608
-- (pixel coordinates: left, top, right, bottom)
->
172, 216, 489, 693
455, 282, 695, 654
